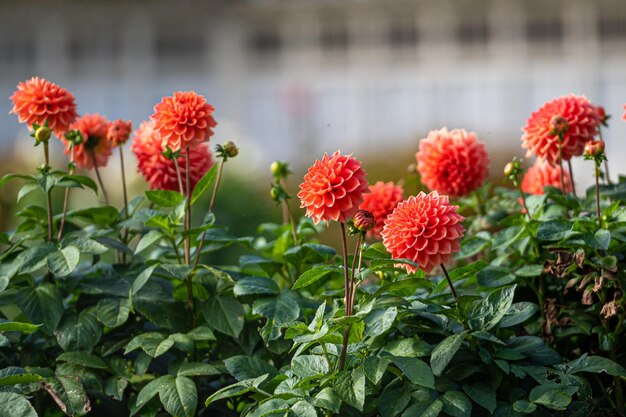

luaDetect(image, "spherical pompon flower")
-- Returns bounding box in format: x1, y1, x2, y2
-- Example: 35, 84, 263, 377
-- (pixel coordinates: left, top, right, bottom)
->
298, 151, 369, 225
63, 113, 112, 169
10, 77, 78, 137
151, 91, 217, 152
521, 94, 601, 163
415, 127, 489, 197
359, 181, 404, 239
381, 191, 465, 274
521, 159, 573, 195
132, 121, 214, 192
107, 119, 132, 146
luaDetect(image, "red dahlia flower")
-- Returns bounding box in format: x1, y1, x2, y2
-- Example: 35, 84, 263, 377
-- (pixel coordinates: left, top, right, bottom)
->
63, 113, 112, 169
521, 94, 601, 163
521, 159, 573, 195
381, 191, 465, 274
416, 127, 489, 197
132, 121, 214, 192
10, 77, 78, 137
298, 151, 368, 225
359, 181, 404, 239
107, 119, 132, 146
622, 104, 625, 121
151, 91, 217, 152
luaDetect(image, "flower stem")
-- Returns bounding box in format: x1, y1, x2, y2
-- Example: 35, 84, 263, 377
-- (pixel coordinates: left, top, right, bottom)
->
57, 146, 75, 241
516, 182, 531, 220
119, 146, 130, 263
595, 163, 602, 229
338, 222, 352, 371
43, 141, 55, 242
440, 263, 459, 305
91, 150, 109, 205
184, 152, 191, 265
598, 126, 611, 185
567, 159, 577, 197
557, 134, 566, 194
348, 234, 362, 313
193, 158, 225, 270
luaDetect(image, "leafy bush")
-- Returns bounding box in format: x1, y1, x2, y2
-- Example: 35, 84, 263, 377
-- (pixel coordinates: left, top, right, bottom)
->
1, 79, 625, 416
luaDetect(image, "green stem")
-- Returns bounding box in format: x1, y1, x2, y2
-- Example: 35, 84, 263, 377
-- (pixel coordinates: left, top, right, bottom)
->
515, 180, 531, 220
321, 342, 332, 371
184, 152, 195, 327
557, 134, 566, 194
338, 222, 352, 371
598, 126, 611, 185
58, 145, 76, 241
567, 159, 577, 197
119, 146, 130, 263
595, 163, 602, 229
43, 141, 55, 242
193, 158, 225, 270
91, 150, 109, 205
440, 263, 459, 305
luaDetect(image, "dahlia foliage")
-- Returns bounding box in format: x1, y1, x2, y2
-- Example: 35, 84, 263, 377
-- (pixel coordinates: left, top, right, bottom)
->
4, 78, 626, 417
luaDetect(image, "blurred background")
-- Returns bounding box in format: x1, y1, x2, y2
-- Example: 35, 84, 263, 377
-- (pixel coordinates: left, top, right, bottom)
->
1, 0, 625, 235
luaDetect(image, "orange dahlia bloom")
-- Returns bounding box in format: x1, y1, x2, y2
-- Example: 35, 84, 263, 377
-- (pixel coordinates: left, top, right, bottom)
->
381, 191, 464, 274
359, 181, 404, 239
151, 91, 217, 152
107, 119, 132, 146
63, 113, 112, 169
10, 77, 78, 137
622, 104, 625, 121
298, 151, 368, 225
521, 94, 601, 163
521, 159, 573, 195
416, 127, 489, 197
132, 121, 214, 193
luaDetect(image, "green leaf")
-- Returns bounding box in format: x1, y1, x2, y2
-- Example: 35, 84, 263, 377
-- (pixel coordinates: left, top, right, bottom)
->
292, 355, 329, 379
334, 367, 365, 412
284, 243, 337, 265
12, 242, 56, 276
313, 387, 341, 414
56, 352, 108, 370
291, 400, 317, 417
67, 206, 120, 225
0, 322, 40, 333
506, 336, 560, 365
205, 376, 267, 406
96, 298, 131, 328
233, 276, 280, 296
202, 296, 244, 338
463, 382, 496, 414
515, 264, 543, 277
468, 285, 516, 331
191, 163, 217, 205
177, 362, 221, 377
60, 174, 98, 193
0, 371, 42, 386
292, 265, 340, 290
135, 375, 169, 411
456, 236, 490, 259
17, 183, 39, 203
584, 229, 611, 250
364, 356, 389, 385
252, 291, 300, 325
145, 190, 185, 207
441, 391, 472, 417
513, 400, 537, 414
0, 173, 35, 188
0, 392, 38, 417
125, 332, 167, 357
448, 260, 488, 281
16, 283, 64, 335
43, 376, 91, 416
431, 331, 467, 376
159, 375, 197, 417
498, 302, 538, 328
248, 399, 290, 417
529, 385, 572, 410
55, 310, 102, 352
130, 265, 158, 298
536, 219, 572, 241
564, 354, 626, 377
47, 245, 80, 277
224, 356, 276, 381
389, 356, 435, 389
134, 230, 163, 254
401, 399, 443, 417
364, 307, 397, 337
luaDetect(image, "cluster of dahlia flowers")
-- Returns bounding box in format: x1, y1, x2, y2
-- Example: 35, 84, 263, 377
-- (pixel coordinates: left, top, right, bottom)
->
10, 77, 217, 193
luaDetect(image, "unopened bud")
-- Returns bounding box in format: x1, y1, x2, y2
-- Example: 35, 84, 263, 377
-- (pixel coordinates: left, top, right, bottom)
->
503, 162, 515, 177
223, 141, 239, 158
584, 140, 605, 158
353, 210, 375, 232
595, 106, 610, 126
549, 115, 569, 137
407, 163, 417, 174
271, 161, 290, 179
270, 185, 280, 202
35, 125, 51, 143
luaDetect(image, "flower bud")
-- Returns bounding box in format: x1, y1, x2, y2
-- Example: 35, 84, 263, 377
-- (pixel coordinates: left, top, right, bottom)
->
353, 210, 375, 232
584, 140, 605, 158
106, 119, 132, 146
271, 161, 290, 179
407, 163, 417, 174
35, 125, 51, 143
549, 115, 569, 137
270, 185, 281, 202
223, 141, 239, 158
503, 162, 515, 177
